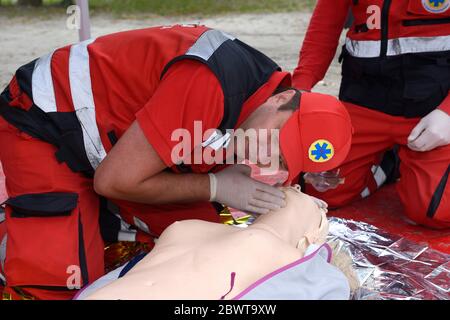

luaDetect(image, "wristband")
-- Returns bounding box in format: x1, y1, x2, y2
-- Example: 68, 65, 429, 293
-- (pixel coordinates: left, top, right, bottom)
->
208, 173, 217, 202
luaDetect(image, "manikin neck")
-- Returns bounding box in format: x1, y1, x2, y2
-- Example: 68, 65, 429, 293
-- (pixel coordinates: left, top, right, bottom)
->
249, 187, 322, 247
250, 186, 310, 248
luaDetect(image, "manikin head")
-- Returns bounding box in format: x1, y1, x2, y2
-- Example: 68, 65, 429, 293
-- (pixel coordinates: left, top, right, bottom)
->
251, 186, 359, 293
237, 89, 353, 181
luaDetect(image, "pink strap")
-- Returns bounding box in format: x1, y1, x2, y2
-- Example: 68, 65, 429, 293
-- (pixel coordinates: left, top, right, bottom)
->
220, 272, 236, 300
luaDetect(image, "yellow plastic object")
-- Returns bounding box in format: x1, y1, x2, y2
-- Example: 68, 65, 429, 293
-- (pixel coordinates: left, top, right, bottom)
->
219, 206, 252, 226
2, 292, 11, 300
2, 287, 35, 300
104, 241, 151, 274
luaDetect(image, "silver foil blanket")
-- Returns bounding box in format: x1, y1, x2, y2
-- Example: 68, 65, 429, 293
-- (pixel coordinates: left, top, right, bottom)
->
327, 217, 450, 300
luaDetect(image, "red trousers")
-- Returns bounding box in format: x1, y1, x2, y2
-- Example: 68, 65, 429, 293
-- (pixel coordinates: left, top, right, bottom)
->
307, 103, 450, 229
0, 117, 105, 300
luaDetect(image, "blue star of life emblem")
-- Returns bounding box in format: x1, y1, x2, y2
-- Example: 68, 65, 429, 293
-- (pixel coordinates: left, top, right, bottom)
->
423, 0, 450, 12
429, 0, 445, 7
311, 142, 332, 161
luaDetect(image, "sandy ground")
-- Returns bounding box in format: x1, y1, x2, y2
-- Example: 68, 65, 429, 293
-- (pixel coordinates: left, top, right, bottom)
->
0, 11, 345, 202
0, 11, 344, 94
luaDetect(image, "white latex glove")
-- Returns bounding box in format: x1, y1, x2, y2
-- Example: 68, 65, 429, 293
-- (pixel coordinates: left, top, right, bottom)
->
209, 164, 286, 215
408, 109, 450, 152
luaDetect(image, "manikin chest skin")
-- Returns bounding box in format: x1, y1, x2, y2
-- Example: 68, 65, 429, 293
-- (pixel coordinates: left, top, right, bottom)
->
85, 186, 328, 300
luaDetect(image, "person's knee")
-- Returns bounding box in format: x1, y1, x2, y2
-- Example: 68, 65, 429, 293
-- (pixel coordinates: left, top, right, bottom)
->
402, 197, 450, 229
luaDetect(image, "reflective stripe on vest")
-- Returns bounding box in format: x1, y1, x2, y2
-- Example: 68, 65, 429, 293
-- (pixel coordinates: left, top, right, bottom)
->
0, 233, 6, 278
186, 29, 235, 59
68, 39, 107, 170
28, 28, 277, 174
31, 39, 107, 170
32, 51, 57, 112
66, 31, 236, 169
345, 34, 450, 58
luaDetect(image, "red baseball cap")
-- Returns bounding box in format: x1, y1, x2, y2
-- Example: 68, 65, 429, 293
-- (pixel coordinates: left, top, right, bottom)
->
280, 92, 353, 182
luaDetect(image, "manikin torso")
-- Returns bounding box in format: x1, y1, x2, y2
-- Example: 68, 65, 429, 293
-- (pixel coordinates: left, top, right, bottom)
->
85, 186, 328, 300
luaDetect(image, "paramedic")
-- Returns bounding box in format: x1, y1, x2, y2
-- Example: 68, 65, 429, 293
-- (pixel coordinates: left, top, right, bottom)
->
293, 0, 450, 228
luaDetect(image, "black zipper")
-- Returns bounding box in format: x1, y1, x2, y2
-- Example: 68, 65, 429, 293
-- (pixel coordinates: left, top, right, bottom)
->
380, 0, 392, 57
403, 17, 450, 27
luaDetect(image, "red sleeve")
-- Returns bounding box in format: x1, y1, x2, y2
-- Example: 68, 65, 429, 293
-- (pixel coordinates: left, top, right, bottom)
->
439, 92, 450, 115
136, 60, 224, 167
292, 0, 351, 91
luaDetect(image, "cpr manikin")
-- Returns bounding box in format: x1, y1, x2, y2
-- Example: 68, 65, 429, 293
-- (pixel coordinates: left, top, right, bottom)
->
81, 186, 351, 300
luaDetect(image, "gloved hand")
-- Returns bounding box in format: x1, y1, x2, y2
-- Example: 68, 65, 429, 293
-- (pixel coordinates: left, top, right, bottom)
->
303, 170, 345, 193
209, 164, 286, 215
408, 109, 450, 152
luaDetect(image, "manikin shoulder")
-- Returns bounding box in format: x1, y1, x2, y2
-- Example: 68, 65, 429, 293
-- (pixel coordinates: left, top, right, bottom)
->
159, 220, 289, 248
154, 220, 297, 258
151, 219, 301, 267
156, 219, 237, 245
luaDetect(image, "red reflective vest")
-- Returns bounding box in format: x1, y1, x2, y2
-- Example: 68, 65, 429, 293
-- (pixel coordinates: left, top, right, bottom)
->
0, 24, 281, 176
0, 24, 286, 245
294, 0, 450, 117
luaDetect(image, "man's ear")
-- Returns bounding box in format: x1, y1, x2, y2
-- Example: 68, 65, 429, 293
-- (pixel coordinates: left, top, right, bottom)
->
270, 90, 296, 105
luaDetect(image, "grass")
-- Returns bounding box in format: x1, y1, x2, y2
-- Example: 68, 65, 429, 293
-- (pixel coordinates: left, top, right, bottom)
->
0, 0, 316, 17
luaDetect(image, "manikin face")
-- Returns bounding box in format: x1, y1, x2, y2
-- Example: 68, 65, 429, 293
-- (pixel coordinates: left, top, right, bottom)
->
279, 185, 328, 215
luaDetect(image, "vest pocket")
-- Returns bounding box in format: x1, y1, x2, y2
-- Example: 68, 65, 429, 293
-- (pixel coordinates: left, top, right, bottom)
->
407, 0, 450, 17
402, 0, 450, 27
405, 0, 450, 25
402, 60, 450, 117
4, 192, 88, 290
6, 193, 78, 218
